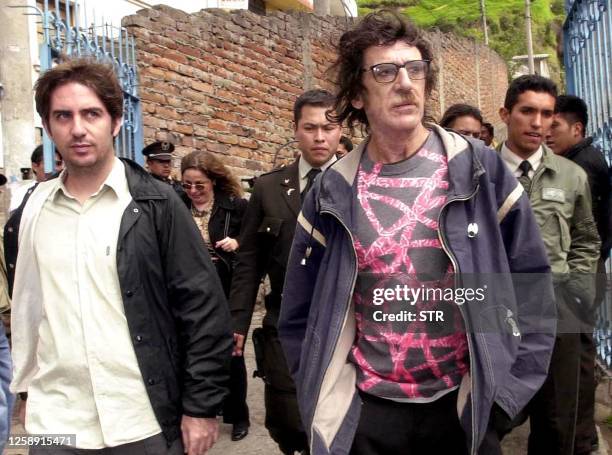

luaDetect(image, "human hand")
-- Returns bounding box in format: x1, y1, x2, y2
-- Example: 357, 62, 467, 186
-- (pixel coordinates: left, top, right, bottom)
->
232, 333, 245, 357
215, 237, 239, 252
181, 415, 219, 455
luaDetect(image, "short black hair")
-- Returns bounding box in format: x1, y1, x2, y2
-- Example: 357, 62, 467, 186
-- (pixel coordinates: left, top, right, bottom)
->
293, 89, 336, 125
482, 122, 494, 136
439, 104, 483, 129
504, 75, 557, 111
555, 94, 589, 136
340, 136, 354, 152
31, 145, 44, 164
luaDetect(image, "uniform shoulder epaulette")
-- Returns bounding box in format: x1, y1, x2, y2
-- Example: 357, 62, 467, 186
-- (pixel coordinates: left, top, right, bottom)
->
259, 164, 287, 177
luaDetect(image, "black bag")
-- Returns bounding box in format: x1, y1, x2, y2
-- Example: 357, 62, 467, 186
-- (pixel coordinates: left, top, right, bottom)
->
251, 327, 267, 383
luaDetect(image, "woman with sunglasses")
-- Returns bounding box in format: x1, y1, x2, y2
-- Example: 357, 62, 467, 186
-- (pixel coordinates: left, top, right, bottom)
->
180, 150, 250, 442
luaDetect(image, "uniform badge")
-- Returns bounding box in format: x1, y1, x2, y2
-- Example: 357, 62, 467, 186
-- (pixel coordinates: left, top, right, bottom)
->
542, 188, 565, 203
284, 179, 290, 184
161, 142, 171, 151
287, 188, 295, 196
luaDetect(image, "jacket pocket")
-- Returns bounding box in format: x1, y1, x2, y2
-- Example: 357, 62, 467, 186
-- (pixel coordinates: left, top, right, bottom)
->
541, 211, 571, 253
556, 212, 571, 252
258, 217, 283, 237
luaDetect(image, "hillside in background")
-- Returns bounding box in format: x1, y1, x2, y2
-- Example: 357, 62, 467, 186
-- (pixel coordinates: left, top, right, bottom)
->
358, 0, 566, 83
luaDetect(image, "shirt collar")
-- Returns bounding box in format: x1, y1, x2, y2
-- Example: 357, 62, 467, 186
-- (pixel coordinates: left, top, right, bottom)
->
51, 157, 127, 201
298, 154, 337, 181
500, 142, 543, 175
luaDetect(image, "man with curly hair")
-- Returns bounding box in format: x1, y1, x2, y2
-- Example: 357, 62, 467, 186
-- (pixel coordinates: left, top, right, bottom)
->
279, 10, 556, 455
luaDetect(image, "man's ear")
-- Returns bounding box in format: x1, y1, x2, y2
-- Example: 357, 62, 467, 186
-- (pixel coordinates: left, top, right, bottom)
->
572, 121, 585, 138
499, 107, 509, 125
111, 117, 123, 138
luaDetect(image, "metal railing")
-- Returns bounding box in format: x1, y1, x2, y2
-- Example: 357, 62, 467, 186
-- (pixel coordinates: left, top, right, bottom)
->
564, 0, 612, 368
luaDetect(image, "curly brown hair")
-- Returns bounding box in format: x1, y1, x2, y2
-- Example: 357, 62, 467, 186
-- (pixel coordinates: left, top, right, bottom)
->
181, 151, 244, 198
35, 57, 123, 125
329, 9, 437, 132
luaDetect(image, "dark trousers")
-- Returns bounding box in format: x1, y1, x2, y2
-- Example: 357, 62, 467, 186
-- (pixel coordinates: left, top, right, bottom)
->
574, 331, 597, 454
216, 264, 250, 426
30, 433, 182, 455
526, 332, 581, 455
350, 390, 468, 455
222, 355, 250, 425
257, 325, 308, 454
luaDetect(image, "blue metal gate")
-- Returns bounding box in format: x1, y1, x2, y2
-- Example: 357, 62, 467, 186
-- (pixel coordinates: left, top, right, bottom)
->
564, 0, 612, 368
20, 0, 143, 170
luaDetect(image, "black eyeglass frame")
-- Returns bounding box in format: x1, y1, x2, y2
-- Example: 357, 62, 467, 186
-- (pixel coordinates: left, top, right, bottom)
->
362, 60, 431, 83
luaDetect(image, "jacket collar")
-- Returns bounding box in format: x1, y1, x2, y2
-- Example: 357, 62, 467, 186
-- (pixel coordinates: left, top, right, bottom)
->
121, 158, 168, 201
213, 189, 235, 210
539, 144, 560, 174
318, 125, 484, 217
564, 137, 593, 161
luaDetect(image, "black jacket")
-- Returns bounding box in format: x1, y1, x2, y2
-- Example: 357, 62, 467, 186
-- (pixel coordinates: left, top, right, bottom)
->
565, 137, 611, 257
182, 190, 248, 296
229, 160, 301, 335
4, 159, 232, 444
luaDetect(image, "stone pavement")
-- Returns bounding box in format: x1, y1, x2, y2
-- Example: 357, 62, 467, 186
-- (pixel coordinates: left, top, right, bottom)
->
4, 307, 611, 454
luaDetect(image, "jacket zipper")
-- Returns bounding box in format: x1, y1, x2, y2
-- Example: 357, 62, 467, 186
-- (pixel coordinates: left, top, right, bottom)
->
437, 183, 479, 455
311, 207, 359, 448
506, 309, 521, 337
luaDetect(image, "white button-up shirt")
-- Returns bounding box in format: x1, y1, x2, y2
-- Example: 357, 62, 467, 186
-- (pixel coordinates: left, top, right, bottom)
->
298, 155, 336, 192
27, 158, 161, 448
500, 142, 543, 179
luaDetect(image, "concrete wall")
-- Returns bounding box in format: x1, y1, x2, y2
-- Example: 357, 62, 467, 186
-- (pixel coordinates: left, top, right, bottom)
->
0, 0, 37, 180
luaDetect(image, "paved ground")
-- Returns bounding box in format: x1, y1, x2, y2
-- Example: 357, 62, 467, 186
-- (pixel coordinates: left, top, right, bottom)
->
4, 306, 612, 454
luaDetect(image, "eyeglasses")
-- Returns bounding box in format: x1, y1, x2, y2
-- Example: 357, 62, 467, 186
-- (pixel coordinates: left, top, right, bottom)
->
363, 60, 430, 83
181, 182, 208, 191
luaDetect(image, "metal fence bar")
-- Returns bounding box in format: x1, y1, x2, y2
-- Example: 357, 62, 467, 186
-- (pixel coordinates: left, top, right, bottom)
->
564, 0, 612, 369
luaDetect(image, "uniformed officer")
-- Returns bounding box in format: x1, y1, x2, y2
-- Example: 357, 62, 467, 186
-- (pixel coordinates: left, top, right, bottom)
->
498, 75, 600, 455
229, 89, 342, 455
142, 141, 184, 196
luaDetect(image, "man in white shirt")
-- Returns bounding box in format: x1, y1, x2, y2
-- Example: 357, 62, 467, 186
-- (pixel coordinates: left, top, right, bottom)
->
7, 58, 232, 455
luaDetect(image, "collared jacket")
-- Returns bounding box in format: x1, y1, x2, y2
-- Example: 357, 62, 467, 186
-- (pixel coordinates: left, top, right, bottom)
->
563, 137, 610, 258
182, 189, 248, 296
5, 159, 232, 445
497, 143, 601, 305
230, 160, 302, 335
279, 126, 556, 455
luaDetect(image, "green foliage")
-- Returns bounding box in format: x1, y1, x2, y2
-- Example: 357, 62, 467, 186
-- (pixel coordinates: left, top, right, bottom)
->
357, 0, 566, 81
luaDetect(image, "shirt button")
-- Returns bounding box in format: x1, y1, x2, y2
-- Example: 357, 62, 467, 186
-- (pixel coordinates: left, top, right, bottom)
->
126, 290, 134, 297
147, 378, 155, 385
135, 335, 143, 342
7, 227, 13, 233
8, 264, 14, 269
133, 208, 139, 213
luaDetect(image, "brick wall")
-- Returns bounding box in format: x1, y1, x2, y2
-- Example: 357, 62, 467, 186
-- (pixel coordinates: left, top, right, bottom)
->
124, 6, 508, 177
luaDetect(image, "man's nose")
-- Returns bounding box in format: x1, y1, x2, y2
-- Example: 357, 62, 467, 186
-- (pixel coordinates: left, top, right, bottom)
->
71, 115, 86, 136
314, 128, 325, 141
396, 67, 415, 90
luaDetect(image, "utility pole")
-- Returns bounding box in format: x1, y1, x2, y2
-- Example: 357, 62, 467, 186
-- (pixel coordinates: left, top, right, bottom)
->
480, 0, 489, 46
314, 0, 330, 15
525, 0, 535, 74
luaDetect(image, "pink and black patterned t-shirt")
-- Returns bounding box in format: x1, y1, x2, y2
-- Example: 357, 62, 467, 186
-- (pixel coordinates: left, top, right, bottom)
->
348, 132, 469, 402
